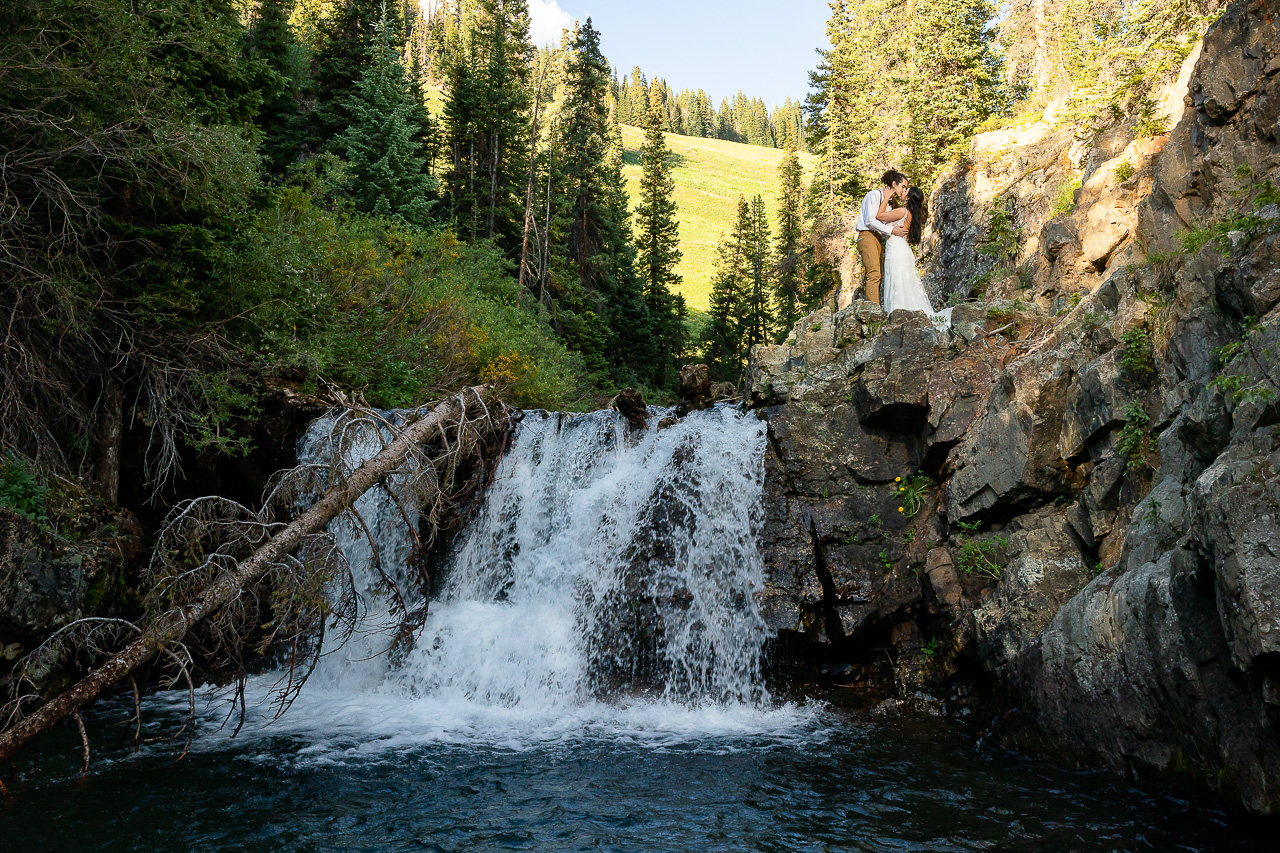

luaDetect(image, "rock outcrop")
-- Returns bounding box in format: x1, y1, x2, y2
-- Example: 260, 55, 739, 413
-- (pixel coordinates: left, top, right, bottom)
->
751, 0, 1280, 813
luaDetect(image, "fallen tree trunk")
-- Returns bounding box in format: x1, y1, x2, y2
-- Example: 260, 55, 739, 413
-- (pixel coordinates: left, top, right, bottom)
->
0, 386, 500, 767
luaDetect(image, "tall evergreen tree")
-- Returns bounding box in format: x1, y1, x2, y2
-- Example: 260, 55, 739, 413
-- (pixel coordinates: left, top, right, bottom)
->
772, 144, 805, 340
338, 7, 435, 226
442, 0, 532, 251
555, 19, 652, 379
246, 0, 300, 174
699, 195, 753, 382
740, 194, 773, 352
905, 0, 1005, 182
635, 90, 684, 388
310, 0, 402, 150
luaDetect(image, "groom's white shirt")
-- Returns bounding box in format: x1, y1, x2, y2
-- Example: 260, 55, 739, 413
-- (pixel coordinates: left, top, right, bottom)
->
855, 189, 894, 238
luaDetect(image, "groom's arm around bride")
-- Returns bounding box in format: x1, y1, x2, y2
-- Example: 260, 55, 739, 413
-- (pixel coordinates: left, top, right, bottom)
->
854, 170, 909, 305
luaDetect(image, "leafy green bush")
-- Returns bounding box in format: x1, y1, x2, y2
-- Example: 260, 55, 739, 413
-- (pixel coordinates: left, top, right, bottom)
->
231, 189, 590, 411
1120, 327, 1156, 379
1114, 162, 1136, 182
1117, 402, 1154, 470
0, 453, 47, 521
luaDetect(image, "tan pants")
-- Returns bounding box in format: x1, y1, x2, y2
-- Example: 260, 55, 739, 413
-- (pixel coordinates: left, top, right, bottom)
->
857, 230, 884, 305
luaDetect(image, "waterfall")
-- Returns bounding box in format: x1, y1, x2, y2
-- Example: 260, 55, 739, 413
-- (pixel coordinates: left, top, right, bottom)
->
192, 405, 812, 753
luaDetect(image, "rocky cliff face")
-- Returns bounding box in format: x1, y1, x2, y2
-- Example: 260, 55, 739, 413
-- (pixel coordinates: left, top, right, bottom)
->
752, 0, 1280, 813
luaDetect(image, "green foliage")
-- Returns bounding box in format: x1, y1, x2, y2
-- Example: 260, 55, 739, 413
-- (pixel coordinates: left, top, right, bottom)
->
904, 0, 1008, 184
772, 145, 807, 339
896, 474, 933, 518
922, 638, 939, 657
698, 194, 773, 382
1120, 327, 1156, 379
0, 454, 48, 522
958, 533, 1009, 579
1053, 178, 1082, 216
234, 188, 587, 410
1178, 179, 1280, 256
1114, 161, 1137, 182
879, 550, 895, 571
339, 9, 437, 227
635, 90, 686, 389
979, 198, 1021, 264
1117, 402, 1154, 470
1209, 315, 1280, 406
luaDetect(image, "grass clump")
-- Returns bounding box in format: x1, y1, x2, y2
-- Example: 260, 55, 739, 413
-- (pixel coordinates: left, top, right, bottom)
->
895, 473, 933, 518
1053, 177, 1082, 216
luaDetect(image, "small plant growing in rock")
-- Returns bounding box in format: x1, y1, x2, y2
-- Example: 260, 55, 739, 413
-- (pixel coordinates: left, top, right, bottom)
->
1053, 177, 1082, 216
959, 534, 1009, 579
1142, 498, 1163, 526
922, 638, 939, 658
1117, 402, 1155, 470
869, 513, 882, 528
1133, 98, 1169, 139
879, 550, 895, 571
903, 528, 916, 545
896, 474, 933, 518
810, 322, 823, 332
1079, 311, 1104, 336
986, 305, 1017, 324
980, 198, 1020, 265
1209, 316, 1280, 405
1119, 327, 1156, 379
1114, 161, 1137, 182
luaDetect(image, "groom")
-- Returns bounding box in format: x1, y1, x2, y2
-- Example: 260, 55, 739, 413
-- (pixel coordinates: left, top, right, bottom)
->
855, 170, 909, 305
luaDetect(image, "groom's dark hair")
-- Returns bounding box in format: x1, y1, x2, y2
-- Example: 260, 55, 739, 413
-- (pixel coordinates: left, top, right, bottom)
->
881, 169, 908, 187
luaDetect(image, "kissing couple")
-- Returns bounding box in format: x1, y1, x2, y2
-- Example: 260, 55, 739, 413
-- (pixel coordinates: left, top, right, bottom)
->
854, 170, 951, 326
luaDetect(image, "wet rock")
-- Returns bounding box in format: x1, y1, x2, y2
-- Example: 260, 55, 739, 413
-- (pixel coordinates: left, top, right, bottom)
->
611, 388, 648, 430
676, 364, 712, 415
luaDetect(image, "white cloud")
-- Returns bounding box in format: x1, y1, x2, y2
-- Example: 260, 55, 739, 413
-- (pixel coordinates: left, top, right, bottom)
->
529, 0, 574, 47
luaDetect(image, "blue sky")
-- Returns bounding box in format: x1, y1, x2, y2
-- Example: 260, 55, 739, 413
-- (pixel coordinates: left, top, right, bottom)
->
527, 0, 831, 109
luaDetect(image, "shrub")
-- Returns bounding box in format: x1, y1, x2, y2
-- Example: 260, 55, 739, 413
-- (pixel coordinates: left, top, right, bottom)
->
1114, 162, 1137, 182
1120, 327, 1156, 379
1117, 402, 1154, 470
0, 453, 47, 521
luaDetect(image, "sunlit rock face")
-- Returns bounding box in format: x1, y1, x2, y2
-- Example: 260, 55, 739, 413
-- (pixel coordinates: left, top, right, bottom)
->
747, 0, 1280, 813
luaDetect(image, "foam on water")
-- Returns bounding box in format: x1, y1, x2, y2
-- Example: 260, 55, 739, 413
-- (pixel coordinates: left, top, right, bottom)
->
180, 405, 821, 755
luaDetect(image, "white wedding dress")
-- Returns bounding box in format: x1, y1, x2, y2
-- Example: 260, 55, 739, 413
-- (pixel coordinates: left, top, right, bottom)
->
882, 234, 952, 327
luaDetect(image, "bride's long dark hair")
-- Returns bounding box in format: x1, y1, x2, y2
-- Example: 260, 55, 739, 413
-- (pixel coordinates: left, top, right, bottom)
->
906, 187, 927, 245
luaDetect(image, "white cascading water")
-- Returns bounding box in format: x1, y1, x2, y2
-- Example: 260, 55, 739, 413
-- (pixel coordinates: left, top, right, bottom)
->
187, 405, 814, 753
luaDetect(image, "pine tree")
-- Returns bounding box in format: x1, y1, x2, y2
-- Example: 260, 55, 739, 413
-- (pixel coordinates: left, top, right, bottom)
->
772, 144, 805, 340
338, 7, 435, 226
310, 0, 403, 150
740, 194, 773, 352
441, 0, 532, 251
905, 0, 1005, 183
699, 195, 752, 382
246, 0, 300, 174
635, 89, 683, 388
555, 19, 653, 380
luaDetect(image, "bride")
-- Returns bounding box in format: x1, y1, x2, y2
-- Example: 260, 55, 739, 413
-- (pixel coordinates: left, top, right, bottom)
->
876, 187, 952, 327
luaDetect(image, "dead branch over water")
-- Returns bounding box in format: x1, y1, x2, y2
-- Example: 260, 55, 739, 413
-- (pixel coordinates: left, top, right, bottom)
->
0, 386, 509, 770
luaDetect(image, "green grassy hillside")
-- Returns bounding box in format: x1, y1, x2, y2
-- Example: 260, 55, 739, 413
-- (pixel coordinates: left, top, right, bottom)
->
620, 126, 816, 313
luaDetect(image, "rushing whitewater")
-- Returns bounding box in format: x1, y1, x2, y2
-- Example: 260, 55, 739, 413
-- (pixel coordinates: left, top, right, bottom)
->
188, 405, 816, 752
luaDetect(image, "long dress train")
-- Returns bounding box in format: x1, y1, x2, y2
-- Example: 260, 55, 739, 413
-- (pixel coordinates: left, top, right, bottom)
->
882, 234, 951, 327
